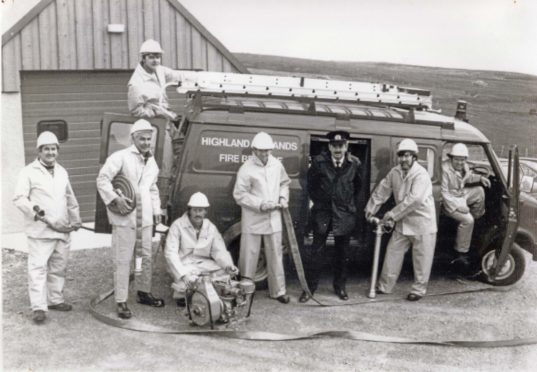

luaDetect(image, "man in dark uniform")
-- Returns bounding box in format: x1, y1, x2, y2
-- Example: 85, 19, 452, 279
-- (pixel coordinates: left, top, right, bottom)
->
300, 130, 361, 302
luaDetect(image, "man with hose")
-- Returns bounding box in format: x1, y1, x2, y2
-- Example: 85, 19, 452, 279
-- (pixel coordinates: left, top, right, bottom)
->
97, 119, 164, 319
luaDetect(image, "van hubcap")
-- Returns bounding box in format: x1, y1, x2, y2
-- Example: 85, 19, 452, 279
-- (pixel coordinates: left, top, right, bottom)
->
481, 250, 515, 280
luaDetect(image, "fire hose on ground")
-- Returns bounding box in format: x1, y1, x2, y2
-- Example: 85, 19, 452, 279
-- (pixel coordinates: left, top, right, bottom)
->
86, 207, 537, 346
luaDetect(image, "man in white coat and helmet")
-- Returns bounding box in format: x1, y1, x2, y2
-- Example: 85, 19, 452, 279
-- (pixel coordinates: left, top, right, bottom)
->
365, 138, 437, 301
96, 119, 164, 319
13, 131, 82, 324
233, 132, 291, 304
441, 143, 490, 271
165, 192, 239, 307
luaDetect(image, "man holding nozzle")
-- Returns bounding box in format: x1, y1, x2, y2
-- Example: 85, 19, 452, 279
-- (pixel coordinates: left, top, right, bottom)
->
13, 131, 82, 324
96, 119, 164, 319
233, 132, 291, 304
365, 139, 437, 301
165, 192, 239, 307
300, 130, 362, 303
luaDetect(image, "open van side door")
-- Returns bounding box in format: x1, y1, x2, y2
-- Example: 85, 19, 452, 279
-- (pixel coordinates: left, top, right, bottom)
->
490, 145, 520, 279
94, 113, 168, 233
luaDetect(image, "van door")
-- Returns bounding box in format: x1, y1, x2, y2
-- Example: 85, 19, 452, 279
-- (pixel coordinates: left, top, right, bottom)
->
490, 146, 520, 279
94, 113, 168, 233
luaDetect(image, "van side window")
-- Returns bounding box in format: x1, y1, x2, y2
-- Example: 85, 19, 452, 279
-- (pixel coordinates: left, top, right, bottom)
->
417, 146, 436, 180
442, 143, 492, 175
37, 120, 68, 142
193, 130, 301, 176
107, 121, 158, 156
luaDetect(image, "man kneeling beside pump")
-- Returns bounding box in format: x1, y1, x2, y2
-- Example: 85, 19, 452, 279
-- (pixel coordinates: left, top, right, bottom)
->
164, 192, 239, 307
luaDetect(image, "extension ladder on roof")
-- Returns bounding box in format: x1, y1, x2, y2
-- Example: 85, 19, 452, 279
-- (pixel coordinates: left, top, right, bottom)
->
175, 71, 433, 110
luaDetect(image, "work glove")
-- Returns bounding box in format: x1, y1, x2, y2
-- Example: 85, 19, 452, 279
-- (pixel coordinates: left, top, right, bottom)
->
481, 176, 491, 188
225, 265, 240, 277
113, 196, 133, 215
457, 205, 470, 214
278, 197, 289, 209
183, 274, 199, 288
260, 201, 277, 212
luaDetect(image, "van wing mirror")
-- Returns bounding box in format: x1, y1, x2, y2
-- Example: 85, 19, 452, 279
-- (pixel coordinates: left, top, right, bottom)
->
520, 175, 537, 194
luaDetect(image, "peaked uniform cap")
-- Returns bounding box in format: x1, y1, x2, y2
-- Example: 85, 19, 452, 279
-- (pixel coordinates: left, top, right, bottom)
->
327, 130, 350, 144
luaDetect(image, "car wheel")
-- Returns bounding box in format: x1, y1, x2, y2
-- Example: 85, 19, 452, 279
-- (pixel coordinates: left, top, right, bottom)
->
479, 243, 526, 286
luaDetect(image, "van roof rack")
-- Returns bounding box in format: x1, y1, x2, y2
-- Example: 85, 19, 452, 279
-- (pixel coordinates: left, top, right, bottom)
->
176, 71, 433, 110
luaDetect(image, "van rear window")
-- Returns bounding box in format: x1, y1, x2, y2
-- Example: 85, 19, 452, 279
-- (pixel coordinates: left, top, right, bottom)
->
193, 130, 301, 176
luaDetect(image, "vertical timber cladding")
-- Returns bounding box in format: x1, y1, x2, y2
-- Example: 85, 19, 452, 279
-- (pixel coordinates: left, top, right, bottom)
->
20, 70, 186, 221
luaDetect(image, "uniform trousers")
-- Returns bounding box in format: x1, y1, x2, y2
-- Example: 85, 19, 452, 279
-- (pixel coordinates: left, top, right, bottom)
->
27, 238, 70, 311
443, 186, 485, 253
378, 230, 436, 296
240, 232, 286, 298
304, 230, 352, 292
111, 225, 153, 302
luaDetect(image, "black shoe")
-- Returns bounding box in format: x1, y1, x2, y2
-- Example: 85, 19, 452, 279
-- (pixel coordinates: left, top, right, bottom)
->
407, 293, 422, 301
33, 310, 46, 324
334, 287, 349, 301
276, 295, 290, 304
48, 302, 72, 311
136, 291, 165, 307
299, 291, 312, 303
451, 252, 472, 272
117, 302, 132, 319
175, 298, 186, 308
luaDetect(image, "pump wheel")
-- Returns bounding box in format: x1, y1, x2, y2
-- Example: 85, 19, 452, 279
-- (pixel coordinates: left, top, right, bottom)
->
478, 244, 526, 286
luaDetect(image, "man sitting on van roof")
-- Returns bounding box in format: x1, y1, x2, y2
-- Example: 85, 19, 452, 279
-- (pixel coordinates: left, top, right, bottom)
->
441, 143, 491, 271
164, 192, 239, 307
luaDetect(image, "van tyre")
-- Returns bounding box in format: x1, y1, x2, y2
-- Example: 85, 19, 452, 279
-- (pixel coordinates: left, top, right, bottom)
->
478, 243, 526, 286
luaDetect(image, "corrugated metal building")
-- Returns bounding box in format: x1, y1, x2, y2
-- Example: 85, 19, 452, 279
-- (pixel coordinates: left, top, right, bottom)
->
1, 0, 248, 226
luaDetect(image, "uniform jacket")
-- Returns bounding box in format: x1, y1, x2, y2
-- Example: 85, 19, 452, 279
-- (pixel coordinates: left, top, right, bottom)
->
128, 64, 191, 118
441, 160, 483, 214
164, 213, 233, 279
13, 159, 81, 241
233, 154, 290, 234
96, 145, 160, 228
308, 151, 362, 236
366, 161, 437, 235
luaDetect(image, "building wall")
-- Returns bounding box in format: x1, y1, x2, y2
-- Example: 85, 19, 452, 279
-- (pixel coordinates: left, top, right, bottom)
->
1, 93, 26, 233
2, 0, 245, 92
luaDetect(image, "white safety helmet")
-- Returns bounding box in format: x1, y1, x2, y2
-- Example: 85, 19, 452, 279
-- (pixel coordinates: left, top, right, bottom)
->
36, 131, 59, 149
187, 192, 210, 208
397, 138, 418, 155
130, 119, 153, 135
251, 132, 275, 150
139, 39, 164, 55
449, 143, 469, 158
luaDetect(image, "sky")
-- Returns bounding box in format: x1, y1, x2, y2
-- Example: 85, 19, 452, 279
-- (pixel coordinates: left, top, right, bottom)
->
180, 0, 537, 76
1, 0, 536, 75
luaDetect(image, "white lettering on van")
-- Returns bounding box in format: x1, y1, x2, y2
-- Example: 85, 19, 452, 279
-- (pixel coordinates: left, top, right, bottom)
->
201, 137, 250, 148
219, 153, 240, 163
273, 141, 298, 151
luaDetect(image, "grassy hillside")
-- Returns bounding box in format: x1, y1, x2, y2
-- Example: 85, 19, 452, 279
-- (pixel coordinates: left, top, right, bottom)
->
236, 53, 537, 158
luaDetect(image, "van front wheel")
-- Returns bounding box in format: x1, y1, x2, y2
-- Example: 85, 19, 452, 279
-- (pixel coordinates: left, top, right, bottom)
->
478, 244, 526, 286
228, 238, 269, 290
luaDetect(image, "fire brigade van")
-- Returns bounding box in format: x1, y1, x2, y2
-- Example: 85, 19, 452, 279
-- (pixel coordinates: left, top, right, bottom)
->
95, 72, 536, 288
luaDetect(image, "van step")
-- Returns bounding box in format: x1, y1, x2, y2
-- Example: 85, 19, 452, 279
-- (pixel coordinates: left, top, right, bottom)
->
175, 71, 433, 110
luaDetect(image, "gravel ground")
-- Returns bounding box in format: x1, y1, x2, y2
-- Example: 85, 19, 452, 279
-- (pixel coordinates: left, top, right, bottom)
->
2, 246, 537, 372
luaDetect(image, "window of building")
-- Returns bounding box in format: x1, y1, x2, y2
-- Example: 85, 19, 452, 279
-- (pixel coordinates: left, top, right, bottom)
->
37, 120, 68, 142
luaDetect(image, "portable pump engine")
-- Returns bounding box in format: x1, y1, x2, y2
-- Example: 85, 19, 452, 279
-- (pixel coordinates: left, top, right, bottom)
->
186, 275, 255, 328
